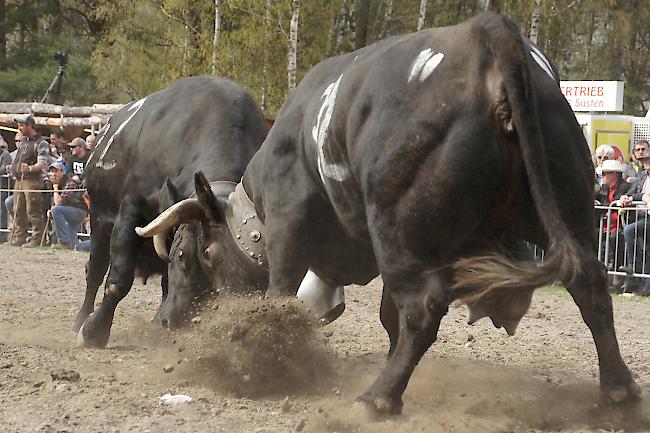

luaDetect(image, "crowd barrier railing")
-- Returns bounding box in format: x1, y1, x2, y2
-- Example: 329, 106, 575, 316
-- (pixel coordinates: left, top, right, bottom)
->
0, 173, 89, 241
2, 169, 650, 281
596, 200, 650, 281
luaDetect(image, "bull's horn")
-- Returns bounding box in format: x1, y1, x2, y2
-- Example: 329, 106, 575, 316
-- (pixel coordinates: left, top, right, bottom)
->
153, 233, 170, 262
135, 198, 205, 238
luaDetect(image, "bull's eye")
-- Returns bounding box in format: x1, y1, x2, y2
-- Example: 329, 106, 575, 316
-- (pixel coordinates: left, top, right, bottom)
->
178, 249, 184, 261
204, 248, 210, 257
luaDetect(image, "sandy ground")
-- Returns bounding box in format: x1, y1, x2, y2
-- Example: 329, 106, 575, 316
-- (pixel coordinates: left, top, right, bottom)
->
1, 244, 649, 433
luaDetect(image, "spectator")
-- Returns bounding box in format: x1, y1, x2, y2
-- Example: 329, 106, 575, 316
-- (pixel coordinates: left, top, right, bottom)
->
0, 136, 11, 174
47, 161, 87, 249
624, 140, 648, 185
0, 136, 11, 240
5, 114, 50, 247
4, 132, 22, 229
594, 144, 615, 187
595, 160, 630, 293
50, 128, 66, 149
56, 143, 71, 173
620, 148, 650, 294
85, 134, 95, 151
67, 137, 89, 183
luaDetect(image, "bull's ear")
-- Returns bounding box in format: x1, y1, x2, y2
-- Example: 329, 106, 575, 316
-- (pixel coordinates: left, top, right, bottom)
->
194, 171, 225, 223
159, 178, 182, 213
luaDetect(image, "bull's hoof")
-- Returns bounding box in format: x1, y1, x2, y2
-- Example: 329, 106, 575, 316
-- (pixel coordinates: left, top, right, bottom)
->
356, 392, 403, 416
76, 321, 110, 348
603, 380, 642, 404
71, 310, 91, 333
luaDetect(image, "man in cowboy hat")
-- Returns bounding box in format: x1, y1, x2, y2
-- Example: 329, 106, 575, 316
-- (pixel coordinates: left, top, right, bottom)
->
595, 159, 630, 293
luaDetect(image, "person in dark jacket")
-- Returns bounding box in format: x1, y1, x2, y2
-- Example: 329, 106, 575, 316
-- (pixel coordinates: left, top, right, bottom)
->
595, 159, 631, 293
620, 149, 650, 294
46, 161, 87, 249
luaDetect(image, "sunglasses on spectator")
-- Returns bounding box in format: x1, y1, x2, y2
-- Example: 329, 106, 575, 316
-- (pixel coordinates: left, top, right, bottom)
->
636, 148, 647, 152
597, 156, 609, 160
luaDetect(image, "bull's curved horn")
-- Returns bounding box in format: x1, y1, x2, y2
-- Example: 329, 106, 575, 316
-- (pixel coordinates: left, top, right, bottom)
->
153, 233, 170, 262
135, 198, 205, 238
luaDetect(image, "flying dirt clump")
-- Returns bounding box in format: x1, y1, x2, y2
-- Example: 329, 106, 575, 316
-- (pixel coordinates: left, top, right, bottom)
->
177, 295, 338, 398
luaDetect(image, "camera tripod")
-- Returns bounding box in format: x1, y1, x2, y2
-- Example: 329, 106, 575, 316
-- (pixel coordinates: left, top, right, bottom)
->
41, 63, 66, 105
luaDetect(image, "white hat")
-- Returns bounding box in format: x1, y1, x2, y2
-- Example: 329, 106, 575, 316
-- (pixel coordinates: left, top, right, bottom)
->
600, 159, 624, 173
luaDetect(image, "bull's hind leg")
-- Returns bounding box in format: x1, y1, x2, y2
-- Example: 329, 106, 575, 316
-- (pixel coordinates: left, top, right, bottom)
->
77, 199, 142, 348
359, 271, 449, 415
72, 222, 111, 332
566, 253, 641, 403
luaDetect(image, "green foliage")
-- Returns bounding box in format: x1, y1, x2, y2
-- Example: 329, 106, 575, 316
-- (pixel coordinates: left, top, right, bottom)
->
0, 0, 649, 116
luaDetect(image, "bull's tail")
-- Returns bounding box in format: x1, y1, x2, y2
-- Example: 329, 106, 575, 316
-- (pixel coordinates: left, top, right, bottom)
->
452, 13, 582, 303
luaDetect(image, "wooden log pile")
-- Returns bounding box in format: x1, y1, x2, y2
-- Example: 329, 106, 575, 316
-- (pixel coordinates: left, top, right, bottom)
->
0, 102, 123, 129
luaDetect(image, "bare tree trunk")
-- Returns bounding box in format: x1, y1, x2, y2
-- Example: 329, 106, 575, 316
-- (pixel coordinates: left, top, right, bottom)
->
211, 0, 221, 75
262, 0, 273, 111
380, 0, 393, 38
329, 0, 347, 55
529, 0, 541, 44
356, 0, 370, 49
182, 22, 189, 76
288, 0, 300, 90
480, 0, 491, 12
349, 1, 356, 49
585, 9, 595, 76
0, 0, 5, 69
417, 0, 427, 31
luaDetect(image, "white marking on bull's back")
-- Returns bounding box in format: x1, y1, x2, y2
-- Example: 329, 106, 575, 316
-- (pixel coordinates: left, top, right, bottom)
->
311, 74, 351, 182
95, 97, 147, 170
529, 45, 555, 81
408, 49, 444, 84
86, 123, 109, 166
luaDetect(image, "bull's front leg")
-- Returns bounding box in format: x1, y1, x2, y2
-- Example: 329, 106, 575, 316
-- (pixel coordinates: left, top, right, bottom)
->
565, 254, 641, 403
77, 200, 142, 348
72, 223, 111, 332
151, 271, 169, 326
359, 272, 448, 415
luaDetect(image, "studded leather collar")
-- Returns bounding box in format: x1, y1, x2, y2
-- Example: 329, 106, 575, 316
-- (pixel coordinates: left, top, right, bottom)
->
225, 182, 267, 267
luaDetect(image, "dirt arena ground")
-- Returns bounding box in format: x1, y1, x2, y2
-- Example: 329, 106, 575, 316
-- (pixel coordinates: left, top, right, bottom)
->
1, 245, 649, 433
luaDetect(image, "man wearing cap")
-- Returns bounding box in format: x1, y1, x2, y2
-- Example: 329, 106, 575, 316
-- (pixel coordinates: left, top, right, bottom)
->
5, 114, 50, 247
47, 161, 87, 249
67, 137, 89, 184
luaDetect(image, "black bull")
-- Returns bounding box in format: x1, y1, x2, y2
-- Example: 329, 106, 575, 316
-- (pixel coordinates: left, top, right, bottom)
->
73, 76, 268, 348
139, 13, 640, 414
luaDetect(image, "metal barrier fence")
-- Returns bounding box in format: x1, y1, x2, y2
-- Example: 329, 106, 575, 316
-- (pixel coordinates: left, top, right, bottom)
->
1, 169, 650, 286
596, 201, 650, 286
0, 173, 89, 242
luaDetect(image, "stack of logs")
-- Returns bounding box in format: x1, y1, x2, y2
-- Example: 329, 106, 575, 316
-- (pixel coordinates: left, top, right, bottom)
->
0, 102, 122, 137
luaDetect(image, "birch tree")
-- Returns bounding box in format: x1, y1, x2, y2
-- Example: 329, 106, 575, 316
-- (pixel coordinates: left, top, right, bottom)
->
417, 0, 427, 31
288, 0, 300, 90
262, 0, 273, 110
211, 0, 221, 75
529, 0, 541, 44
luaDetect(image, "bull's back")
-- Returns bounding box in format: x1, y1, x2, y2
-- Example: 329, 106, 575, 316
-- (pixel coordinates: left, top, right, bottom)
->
88, 76, 267, 222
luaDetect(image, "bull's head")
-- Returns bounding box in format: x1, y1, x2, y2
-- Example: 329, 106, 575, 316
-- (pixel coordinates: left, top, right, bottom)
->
136, 172, 236, 328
